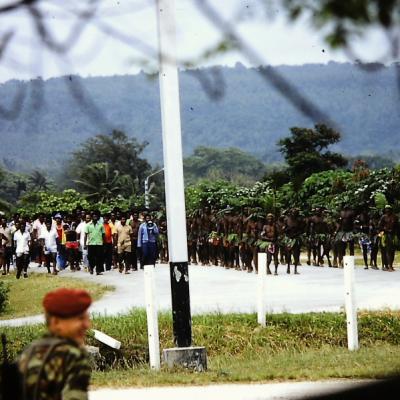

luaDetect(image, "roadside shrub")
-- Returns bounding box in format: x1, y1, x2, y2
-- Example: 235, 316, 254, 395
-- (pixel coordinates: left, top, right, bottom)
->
0, 281, 10, 313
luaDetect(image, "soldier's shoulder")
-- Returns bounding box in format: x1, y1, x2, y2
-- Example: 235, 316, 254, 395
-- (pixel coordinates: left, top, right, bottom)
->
21, 336, 88, 363
43, 340, 89, 369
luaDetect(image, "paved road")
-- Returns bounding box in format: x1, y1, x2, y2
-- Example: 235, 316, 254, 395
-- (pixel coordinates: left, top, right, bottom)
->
89, 380, 374, 400
1, 261, 399, 327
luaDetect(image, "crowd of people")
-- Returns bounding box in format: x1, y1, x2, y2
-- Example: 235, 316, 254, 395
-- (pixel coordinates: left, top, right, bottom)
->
0, 203, 398, 279
0, 209, 164, 278
186, 204, 399, 274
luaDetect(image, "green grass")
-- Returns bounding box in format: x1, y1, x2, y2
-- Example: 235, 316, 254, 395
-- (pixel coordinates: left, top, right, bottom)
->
91, 344, 400, 387
2, 310, 400, 386
0, 273, 113, 320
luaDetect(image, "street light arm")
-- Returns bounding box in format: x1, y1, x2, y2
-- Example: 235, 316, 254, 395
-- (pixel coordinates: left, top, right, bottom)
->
146, 168, 164, 182
144, 168, 164, 209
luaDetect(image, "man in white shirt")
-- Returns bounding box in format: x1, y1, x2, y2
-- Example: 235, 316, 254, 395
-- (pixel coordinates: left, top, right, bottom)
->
14, 221, 31, 279
76, 213, 91, 270
39, 220, 59, 275
32, 213, 46, 267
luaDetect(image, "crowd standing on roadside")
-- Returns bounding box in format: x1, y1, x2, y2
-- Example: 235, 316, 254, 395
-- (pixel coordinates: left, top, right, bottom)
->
0, 203, 398, 279
0, 208, 160, 278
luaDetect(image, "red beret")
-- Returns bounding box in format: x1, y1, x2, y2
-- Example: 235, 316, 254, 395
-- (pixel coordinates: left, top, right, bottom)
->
43, 288, 92, 317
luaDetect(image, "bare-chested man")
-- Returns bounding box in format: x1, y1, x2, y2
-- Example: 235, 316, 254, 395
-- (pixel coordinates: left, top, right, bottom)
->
198, 207, 213, 265
305, 209, 318, 266
283, 208, 304, 274
239, 207, 252, 272
245, 212, 263, 273
308, 207, 331, 267
333, 205, 355, 267
129, 211, 141, 270
210, 208, 223, 266
187, 214, 198, 265
260, 213, 279, 275
231, 210, 243, 270
220, 207, 234, 269
276, 214, 287, 265
369, 214, 380, 269
354, 209, 371, 270
158, 218, 168, 263
378, 205, 399, 271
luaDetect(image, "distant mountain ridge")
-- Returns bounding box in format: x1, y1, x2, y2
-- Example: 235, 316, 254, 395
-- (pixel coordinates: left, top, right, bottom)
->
0, 62, 399, 174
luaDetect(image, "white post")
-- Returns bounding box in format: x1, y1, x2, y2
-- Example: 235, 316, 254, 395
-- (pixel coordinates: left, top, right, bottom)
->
257, 253, 267, 327
156, 0, 188, 262
343, 255, 359, 351
156, 0, 192, 347
144, 265, 161, 369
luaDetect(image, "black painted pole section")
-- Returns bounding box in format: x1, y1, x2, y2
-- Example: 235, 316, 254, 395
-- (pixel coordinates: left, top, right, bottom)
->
170, 262, 192, 347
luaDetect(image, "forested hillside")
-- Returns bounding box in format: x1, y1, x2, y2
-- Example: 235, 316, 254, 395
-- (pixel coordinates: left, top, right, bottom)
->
0, 62, 399, 173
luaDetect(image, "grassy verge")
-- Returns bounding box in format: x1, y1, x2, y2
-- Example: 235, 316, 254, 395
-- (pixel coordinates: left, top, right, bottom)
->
1, 310, 400, 386
0, 273, 113, 320
92, 344, 400, 387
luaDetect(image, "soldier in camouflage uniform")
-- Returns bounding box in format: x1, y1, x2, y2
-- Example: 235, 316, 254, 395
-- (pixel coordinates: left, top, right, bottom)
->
18, 288, 92, 400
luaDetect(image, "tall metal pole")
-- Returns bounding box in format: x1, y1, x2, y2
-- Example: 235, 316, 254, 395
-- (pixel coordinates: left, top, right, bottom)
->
156, 0, 192, 347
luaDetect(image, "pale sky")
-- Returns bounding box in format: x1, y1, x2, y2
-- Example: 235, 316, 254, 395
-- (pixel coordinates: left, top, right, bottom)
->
0, 0, 393, 83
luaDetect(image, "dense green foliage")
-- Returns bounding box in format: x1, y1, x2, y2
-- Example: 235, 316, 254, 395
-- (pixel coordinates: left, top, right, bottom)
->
0, 63, 399, 175
15, 189, 145, 216
186, 180, 276, 214
16, 189, 90, 215
0, 167, 28, 210
186, 165, 400, 215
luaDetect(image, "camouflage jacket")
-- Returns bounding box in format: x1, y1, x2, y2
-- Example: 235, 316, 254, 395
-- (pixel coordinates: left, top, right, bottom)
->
18, 334, 91, 400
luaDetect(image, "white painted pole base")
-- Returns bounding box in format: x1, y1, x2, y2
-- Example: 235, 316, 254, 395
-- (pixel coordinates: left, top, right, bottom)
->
343, 256, 359, 351
144, 264, 161, 370
257, 253, 267, 327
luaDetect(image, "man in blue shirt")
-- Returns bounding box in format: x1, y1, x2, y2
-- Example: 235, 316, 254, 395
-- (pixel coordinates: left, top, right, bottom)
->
137, 214, 159, 266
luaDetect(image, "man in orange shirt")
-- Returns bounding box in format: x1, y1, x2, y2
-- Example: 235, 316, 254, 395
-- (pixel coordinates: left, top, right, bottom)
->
103, 214, 115, 271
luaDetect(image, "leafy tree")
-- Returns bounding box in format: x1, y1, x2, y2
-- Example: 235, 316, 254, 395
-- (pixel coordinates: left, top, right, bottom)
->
0, 166, 28, 209
73, 162, 132, 203
263, 167, 291, 189
278, 124, 347, 189
184, 146, 266, 186
28, 170, 51, 191
68, 130, 152, 193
